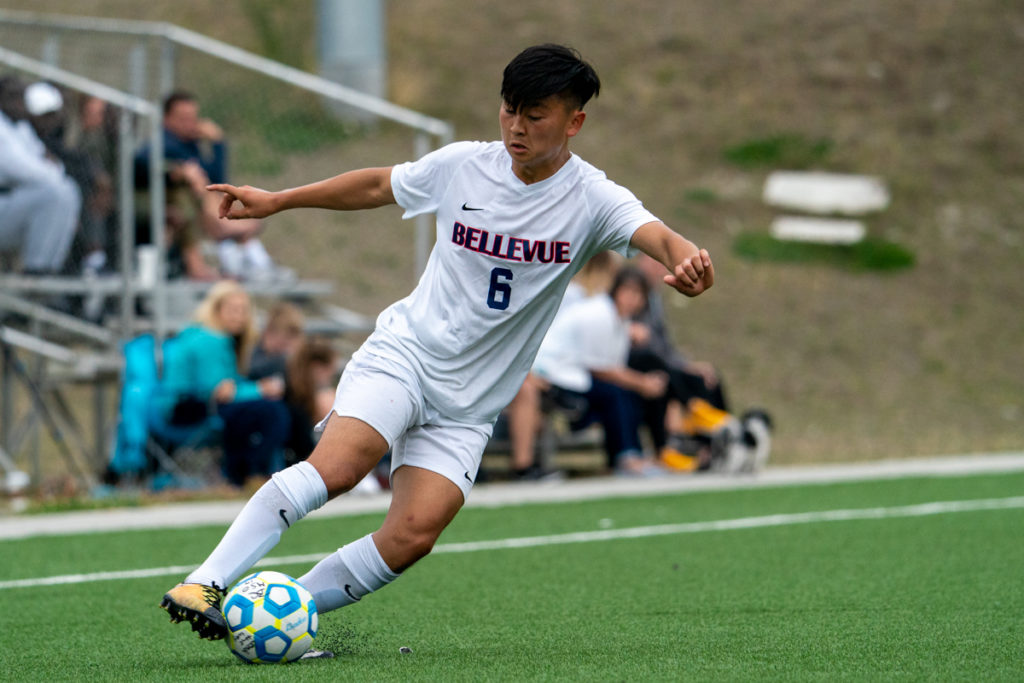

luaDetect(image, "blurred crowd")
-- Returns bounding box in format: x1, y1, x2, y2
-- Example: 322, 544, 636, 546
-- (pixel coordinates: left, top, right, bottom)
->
502, 251, 772, 481
0, 76, 289, 307
1, 76, 770, 490
0, 77, 102, 279
111, 280, 385, 494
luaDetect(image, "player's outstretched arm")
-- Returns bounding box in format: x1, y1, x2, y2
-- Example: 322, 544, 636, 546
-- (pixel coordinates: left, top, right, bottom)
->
630, 221, 714, 297
207, 166, 396, 220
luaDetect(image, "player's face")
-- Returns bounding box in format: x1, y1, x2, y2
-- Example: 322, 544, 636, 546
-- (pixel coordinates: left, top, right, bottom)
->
500, 96, 586, 183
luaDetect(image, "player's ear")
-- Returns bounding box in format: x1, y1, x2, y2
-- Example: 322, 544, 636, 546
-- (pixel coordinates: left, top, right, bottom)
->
566, 110, 586, 138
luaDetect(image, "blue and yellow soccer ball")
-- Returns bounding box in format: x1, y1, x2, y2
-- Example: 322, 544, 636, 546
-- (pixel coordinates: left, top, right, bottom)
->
222, 570, 318, 663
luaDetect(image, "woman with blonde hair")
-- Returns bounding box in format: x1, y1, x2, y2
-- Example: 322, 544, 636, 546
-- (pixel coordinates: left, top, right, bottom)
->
161, 280, 291, 487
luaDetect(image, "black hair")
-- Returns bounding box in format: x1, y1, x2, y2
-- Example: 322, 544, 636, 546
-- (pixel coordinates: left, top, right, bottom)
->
0, 75, 26, 120
501, 44, 600, 112
163, 90, 197, 116
609, 265, 650, 301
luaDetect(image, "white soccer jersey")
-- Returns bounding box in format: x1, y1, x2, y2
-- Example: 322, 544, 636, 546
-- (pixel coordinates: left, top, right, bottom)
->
355, 140, 658, 423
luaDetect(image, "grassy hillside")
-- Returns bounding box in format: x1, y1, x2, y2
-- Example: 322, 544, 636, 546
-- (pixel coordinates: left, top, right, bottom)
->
4, 0, 1022, 465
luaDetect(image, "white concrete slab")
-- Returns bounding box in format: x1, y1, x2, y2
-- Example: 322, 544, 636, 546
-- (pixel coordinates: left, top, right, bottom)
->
764, 171, 890, 215
770, 215, 867, 244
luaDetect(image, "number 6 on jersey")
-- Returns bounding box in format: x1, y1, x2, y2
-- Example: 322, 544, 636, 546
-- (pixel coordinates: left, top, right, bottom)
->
487, 267, 514, 310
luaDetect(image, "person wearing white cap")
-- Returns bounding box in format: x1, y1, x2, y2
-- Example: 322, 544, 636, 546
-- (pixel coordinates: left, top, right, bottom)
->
0, 79, 80, 275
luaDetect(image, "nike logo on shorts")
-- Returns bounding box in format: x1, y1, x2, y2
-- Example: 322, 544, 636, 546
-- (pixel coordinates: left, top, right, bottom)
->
279, 509, 290, 528
344, 584, 361, 602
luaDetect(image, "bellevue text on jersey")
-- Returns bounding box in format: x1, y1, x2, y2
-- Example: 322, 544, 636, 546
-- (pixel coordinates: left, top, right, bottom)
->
452, 221, 571, 263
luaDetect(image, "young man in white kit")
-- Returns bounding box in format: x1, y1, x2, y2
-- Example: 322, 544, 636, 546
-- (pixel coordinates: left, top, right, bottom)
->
160, 44, 715, 648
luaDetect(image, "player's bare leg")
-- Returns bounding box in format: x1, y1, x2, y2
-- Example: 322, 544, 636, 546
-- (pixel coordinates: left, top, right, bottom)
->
297, 455, 465, 611
507, 374, 544, 473
161, 414, 385, 640
305, 415, 389, 499
374, 465, 465, 571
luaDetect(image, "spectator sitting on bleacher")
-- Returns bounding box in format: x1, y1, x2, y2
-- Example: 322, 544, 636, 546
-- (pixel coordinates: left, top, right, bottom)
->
629, 253, 729, 460
503, 250, 622, 480
68, 94, 119, 278
248, 301, 306, 382
134, 91, 284, 281
245, 305, 374, 487
160, 280, 291, 489
531, 266, 668, 476
247, 301, 309, 462
283, 337, 340, 464
0, 77, 80, 277
630, 253, 772, 472
632, 253, 728, 410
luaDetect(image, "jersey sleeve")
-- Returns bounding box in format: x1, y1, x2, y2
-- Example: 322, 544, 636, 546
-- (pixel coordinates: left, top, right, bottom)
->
585, 179, 660, 258
390, 140, 486, 219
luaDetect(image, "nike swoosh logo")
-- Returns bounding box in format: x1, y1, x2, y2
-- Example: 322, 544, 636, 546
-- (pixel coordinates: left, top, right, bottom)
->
464, 471, 474, 483
461, 203, 484, 211
279, 509, 290, 528
344, 584, 361, 602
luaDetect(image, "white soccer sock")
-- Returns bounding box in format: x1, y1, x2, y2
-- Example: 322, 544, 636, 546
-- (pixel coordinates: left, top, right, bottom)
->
185, 462, 327, 590
298, 534, 400, 613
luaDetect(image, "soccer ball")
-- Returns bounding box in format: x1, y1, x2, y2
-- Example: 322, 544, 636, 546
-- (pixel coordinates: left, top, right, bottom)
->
222, 570, 318, 663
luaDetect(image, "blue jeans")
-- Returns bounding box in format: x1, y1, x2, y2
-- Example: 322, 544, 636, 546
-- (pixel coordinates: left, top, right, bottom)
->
217, 399, 291, 486
567, 376, 644, 469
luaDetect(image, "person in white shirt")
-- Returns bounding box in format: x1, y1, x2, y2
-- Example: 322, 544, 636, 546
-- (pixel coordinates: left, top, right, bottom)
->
532, 266, 668, 474
503, 249, 622, 479
160, 44, 715, 649
0, 79, 80, 275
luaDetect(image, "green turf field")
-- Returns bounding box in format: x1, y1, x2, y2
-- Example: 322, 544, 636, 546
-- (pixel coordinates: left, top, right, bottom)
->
2, 471, 1022, 681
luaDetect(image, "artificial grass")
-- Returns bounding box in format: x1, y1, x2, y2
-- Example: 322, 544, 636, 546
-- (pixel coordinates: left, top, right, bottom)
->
2, 472, 1022, 681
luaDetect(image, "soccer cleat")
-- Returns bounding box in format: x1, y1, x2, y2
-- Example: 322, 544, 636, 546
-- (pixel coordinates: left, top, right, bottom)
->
160, 582, 228, 640
298, 648, 335, 661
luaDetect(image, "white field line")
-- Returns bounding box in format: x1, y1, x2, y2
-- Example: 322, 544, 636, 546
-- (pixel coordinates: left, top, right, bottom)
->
4, 452, 1024, 541
3, 495, 1022, 591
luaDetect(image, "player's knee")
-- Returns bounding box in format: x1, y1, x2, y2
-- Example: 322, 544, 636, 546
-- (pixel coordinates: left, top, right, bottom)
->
315, 462, 366, 497
386, 525, 441, 567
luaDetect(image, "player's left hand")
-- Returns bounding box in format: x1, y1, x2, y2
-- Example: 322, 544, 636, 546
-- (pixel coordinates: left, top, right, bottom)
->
665, 249, 714, 297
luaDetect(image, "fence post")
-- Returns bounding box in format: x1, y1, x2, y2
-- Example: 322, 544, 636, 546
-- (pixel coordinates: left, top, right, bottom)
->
316, 0, 386, 123
117, 106, 136, 342
147, 109, 167, 345
41, 32, 60, 66
128, 41, 147, 101
159, 34, 176, 99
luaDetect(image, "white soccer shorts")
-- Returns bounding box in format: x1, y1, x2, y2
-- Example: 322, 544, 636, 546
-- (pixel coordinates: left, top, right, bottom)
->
322, 351, 493, 500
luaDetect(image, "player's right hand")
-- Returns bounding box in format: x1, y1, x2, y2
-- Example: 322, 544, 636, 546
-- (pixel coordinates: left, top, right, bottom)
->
206, 183, 278, 220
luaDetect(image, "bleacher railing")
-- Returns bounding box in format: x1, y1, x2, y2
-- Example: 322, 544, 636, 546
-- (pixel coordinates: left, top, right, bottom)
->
0, 10, 454, 490
0, 9, 454, 293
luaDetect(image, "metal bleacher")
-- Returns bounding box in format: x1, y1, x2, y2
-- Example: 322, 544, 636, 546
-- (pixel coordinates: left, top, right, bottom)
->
0, 10, 453, 492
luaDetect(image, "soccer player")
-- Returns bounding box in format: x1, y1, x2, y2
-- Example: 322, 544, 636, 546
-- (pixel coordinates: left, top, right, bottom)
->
160, 44, 714, 648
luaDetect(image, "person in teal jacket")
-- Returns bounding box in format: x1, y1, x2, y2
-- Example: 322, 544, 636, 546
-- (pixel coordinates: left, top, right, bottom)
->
162, 280, 291, 487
